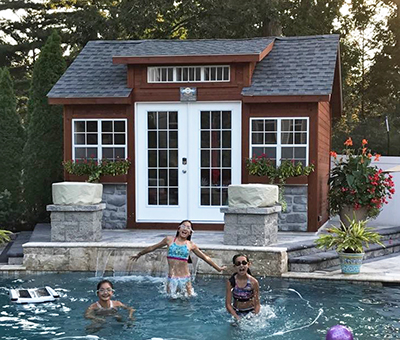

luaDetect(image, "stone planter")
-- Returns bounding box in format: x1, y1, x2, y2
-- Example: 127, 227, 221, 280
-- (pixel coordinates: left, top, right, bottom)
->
228, 184, 278, 208
338, 252, 365, 274
339, 205, 369, 227
52, 182, 103, 205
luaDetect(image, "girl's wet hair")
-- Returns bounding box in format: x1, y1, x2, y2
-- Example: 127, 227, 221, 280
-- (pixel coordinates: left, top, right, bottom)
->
232, 253, 250, 264
97, 279, 113, 291
176, 220, 193, 263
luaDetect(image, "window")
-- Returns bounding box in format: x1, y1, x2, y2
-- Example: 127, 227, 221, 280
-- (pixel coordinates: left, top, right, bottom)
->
72, 119, 127, 161
250, 117, 309, 166
148, 65, 230, 83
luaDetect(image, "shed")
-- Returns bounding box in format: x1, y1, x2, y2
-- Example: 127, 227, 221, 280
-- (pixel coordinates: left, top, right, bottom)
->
48, 35, 342, 232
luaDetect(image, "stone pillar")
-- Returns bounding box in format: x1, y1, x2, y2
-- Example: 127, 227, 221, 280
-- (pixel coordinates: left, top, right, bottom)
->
47, 203, 106, 242
221, 206, 281, 246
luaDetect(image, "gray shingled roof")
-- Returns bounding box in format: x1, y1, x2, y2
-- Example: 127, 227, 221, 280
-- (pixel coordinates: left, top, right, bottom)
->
48, 41, 139, 98
48, 35, 339, 99
113, 38, 275, 57
242, 35, 340, 96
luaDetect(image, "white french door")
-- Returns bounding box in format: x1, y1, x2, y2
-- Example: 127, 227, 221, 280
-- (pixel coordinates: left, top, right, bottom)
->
135, 102, 241, 223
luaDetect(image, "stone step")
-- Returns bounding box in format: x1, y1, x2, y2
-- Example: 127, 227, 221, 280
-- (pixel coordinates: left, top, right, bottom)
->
289, 238, 400, 272
285, 225, 400, 259
7, 231, 32, 265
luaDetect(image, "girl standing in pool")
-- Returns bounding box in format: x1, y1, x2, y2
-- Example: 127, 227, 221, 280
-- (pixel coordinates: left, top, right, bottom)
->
85, 279, 135, 323
130, 220, 226, 296
225, 254, 260, 320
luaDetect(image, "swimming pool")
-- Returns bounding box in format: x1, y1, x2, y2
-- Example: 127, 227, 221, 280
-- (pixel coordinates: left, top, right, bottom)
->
1, 273, 399, 340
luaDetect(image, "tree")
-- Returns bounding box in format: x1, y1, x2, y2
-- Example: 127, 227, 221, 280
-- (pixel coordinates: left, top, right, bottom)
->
0, 67, 24, 226
22, 31, 66, 225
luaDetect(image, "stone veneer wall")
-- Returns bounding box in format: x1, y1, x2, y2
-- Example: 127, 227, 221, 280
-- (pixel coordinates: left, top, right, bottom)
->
102, 184, 127, 229
278, 185, 308, 231
23, 243, 288, 276
99, 184, 307, 231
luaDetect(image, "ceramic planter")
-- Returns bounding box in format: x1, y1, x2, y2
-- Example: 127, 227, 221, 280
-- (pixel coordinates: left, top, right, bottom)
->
339, 205, 369, 227
52, 182, 103, 205
338, 252, 365, 274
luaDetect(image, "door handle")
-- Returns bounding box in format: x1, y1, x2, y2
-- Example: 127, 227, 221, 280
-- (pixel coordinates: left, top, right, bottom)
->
182, 157, 187, 165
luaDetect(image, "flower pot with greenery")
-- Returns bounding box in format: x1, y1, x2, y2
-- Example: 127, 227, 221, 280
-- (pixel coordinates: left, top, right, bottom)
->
329, 138, 395, 224
315, 217, 384, 274
246, 155, 315, 210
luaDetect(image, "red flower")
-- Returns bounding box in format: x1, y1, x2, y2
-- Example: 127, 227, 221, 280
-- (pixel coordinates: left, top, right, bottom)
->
330, 151, 337, 158
374, 154, 381, 161
344, 137, 353, 146
362, 139, 368, 145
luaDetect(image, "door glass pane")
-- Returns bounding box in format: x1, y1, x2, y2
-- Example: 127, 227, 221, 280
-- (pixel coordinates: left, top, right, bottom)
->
147, 111, 178, 206
200, 110, 232, 207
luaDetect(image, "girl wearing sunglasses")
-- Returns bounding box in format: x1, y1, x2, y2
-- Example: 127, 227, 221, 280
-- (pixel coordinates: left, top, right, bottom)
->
225, 254, 260, 320
130, 220, 226, 296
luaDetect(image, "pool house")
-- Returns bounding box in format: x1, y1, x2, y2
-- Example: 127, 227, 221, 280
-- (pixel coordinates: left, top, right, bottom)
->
48, 35, 342, 233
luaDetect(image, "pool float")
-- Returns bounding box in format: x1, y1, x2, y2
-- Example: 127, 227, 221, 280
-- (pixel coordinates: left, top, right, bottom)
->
326, 325, 354, 340
9, 286, 60, 304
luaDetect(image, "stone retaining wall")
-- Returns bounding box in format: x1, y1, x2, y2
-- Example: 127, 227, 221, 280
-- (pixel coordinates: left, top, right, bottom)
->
278, 185, 308, 231
102, 184, 127, 229
23, 243, 288, 277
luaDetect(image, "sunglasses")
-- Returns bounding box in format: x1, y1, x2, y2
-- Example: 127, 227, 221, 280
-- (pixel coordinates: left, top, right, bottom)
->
235, 260, 248, 266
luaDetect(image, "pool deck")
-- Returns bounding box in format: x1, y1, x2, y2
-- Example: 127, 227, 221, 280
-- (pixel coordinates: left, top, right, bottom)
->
1, 224, 400, 285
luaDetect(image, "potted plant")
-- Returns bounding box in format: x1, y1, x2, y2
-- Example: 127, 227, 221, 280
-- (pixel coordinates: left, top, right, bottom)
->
315, 217, 384, 274
246, 155, 315, 210
329, 138, 395, 224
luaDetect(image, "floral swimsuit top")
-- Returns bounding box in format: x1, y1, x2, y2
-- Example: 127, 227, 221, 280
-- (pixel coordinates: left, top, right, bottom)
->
167, 238, 190, 262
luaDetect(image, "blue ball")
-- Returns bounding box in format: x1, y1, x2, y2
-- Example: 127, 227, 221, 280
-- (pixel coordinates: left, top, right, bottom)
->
326, 325, 354, 340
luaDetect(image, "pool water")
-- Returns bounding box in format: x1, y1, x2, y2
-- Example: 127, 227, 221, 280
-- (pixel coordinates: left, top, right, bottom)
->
1, 273, 399, 340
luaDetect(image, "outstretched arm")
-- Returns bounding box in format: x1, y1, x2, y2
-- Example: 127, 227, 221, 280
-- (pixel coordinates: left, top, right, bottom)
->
225, 281, 240, 320
130, 237, 169, 262
191, 243, 226, 272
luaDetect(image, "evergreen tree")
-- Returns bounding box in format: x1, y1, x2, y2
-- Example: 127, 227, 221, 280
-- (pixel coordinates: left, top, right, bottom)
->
0, 67, 24, 226
23, 31, 66, 225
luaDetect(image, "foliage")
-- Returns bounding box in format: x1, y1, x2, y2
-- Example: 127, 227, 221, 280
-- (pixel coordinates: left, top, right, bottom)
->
315, 217, 383, 253
0, 67, 24, 205
246, 155, 315, 210
329, 138, 395, 218
246, 156, 315, 183
22, 31, 66, 225
63, 158, 132, 183
0, 229, 12, 244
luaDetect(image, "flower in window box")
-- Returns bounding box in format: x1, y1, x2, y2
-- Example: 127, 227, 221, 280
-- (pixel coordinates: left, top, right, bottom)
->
246, 155, 315, 210
62, 158, 131, 183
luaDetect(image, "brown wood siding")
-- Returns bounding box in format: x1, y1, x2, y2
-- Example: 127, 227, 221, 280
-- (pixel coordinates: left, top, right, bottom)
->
63, 104, 136, 228
130, 64, 245, 102
242, 102, 320, 232
317, 101, 332, 229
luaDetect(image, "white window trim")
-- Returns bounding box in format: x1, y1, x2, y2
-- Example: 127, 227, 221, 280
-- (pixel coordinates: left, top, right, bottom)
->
147, 65, 230, 83
249, 117, 309, 166
72, 118, 128, 160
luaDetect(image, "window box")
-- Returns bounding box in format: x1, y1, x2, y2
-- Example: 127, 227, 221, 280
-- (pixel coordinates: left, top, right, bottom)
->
66, 174, 128, 183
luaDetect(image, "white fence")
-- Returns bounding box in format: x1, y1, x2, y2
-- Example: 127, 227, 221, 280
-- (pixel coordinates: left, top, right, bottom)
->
368, 156, 400, 226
